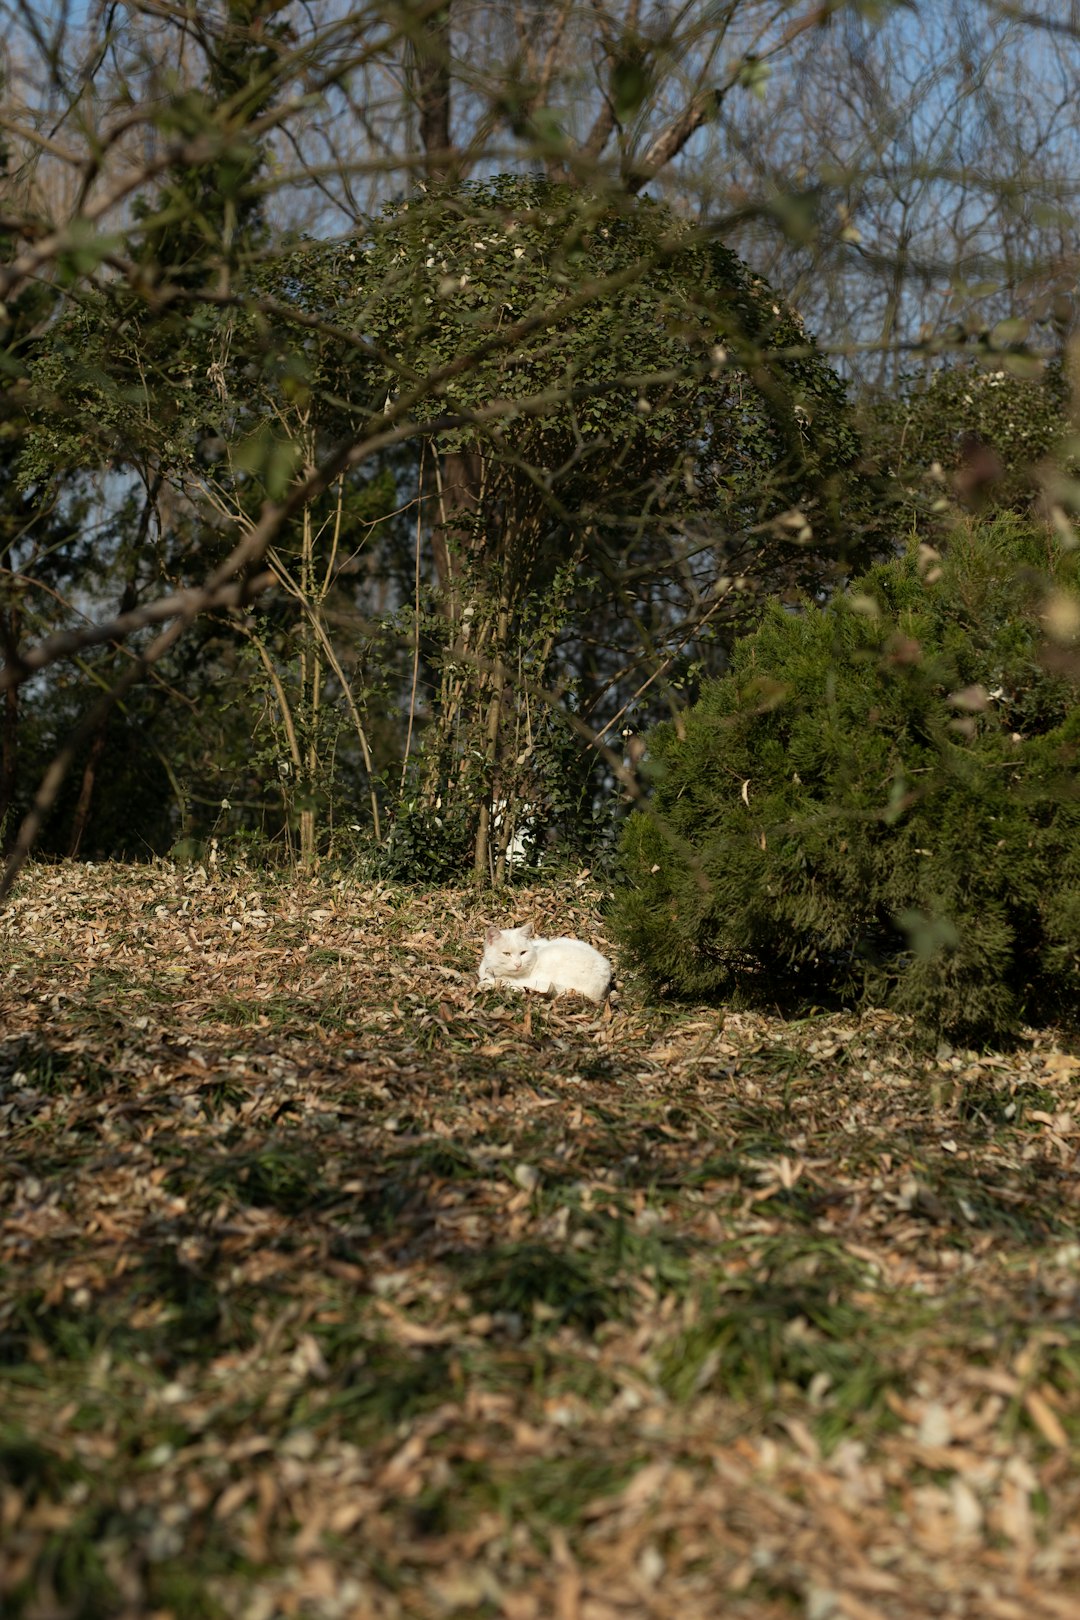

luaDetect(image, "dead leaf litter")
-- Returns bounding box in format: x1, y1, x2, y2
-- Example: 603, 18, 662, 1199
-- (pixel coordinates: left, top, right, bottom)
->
1, 859, 1079, 1619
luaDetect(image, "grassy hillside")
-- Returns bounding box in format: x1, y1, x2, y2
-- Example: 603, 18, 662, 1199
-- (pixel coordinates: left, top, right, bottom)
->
2, 861, 1079, 1618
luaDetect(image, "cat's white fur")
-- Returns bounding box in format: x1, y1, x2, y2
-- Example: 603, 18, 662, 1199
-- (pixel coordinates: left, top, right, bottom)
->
478, 922, 611, 1003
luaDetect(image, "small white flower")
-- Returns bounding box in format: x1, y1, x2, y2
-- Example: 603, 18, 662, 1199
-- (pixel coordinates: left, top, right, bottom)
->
513, 247, 525, 259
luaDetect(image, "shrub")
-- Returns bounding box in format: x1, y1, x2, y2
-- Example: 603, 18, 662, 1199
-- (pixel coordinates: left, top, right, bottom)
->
871, 359, 1073, 514
612, 517, 1080, 1044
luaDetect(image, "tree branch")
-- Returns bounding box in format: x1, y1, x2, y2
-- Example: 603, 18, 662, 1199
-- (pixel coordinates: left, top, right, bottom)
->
625, 85, 723, 194
0, 573, 275, 694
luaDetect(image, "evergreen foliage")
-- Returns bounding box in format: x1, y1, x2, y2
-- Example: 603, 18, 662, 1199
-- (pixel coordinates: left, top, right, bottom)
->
872, 359, 1073, 515
612, 517, 1080, 1044
348, 173, 874, 555
1, 174, 880, 870
335, 175, 881, 877
0, 92, 89, 833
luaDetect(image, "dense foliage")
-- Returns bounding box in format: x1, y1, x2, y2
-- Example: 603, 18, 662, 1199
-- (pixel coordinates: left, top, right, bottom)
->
873, 358, 1074, 515
336, 177, 881, 877
613, 517, 1080, 1043
349, 175, 873, 542
13, 176, 880, 872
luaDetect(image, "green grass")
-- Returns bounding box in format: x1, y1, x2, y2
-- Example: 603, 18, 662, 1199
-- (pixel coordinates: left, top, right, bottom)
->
0, 1037, 113, 1095
656, 1236, 898, 1443
453, 1241, 618, 1333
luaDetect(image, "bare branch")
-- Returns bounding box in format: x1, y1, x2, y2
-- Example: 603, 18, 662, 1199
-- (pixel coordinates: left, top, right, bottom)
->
626, 84, 723, 193
0, 573, 276, 693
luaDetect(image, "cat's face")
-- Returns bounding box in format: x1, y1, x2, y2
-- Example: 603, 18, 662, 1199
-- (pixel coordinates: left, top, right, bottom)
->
485, 923, 535, 974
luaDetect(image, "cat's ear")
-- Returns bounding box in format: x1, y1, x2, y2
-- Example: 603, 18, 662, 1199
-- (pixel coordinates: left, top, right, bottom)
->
520, 921, 534, 938
484, 924, 500, 944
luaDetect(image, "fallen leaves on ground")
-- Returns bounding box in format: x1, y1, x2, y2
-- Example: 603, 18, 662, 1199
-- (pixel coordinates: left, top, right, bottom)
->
1, 858, 1079, 1619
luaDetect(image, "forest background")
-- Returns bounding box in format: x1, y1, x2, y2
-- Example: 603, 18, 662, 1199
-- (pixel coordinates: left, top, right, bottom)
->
4, 0, 1080, 889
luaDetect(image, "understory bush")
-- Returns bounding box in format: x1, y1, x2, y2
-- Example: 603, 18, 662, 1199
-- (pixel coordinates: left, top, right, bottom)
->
612, 517, 1080, 1044
873, 358, 1073, 513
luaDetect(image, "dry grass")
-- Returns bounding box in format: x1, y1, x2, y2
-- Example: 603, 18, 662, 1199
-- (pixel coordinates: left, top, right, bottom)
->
2, 858, 1079, 1619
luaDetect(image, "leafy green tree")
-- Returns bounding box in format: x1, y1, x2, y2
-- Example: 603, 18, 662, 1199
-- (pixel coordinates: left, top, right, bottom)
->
613, 515, 1080, 1045
0, 79, 88, 840
6, 0, 1080, 893
871, 358, 1074, 517
19, 0, 294, 482
20, 171, 877, 877
9, 0, 352, 862
339, 174, 878, 878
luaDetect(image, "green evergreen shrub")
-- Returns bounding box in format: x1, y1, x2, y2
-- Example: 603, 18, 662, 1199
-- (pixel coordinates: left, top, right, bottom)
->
612, 517, 1080, 1044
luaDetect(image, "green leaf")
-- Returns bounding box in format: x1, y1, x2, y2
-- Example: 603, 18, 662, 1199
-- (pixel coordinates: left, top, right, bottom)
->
528, 108, 566, 150
1002, 352, 1044, 379
990, 317, 1030, 348
736, 57, 771, 101
896, 909, 960, 961
612, 58, 652, 121
234, 424, 302, 499
56, 220, 124, 284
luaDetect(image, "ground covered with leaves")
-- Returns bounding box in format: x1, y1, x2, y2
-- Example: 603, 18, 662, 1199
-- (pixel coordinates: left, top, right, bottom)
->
2, 860, 1079, 1620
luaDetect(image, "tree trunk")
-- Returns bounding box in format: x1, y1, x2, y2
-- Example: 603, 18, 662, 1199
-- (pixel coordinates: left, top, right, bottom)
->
0, 658, 17, 837
472, 655, 505, 880
68, 725, 107, 858
0, 592, 21, 836
410, 3, 458, 187
66, 570, 142, 860
431, 446, 484, 620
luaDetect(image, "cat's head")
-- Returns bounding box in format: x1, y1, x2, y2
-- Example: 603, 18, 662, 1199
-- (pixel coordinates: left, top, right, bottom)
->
484, 922, 535, 973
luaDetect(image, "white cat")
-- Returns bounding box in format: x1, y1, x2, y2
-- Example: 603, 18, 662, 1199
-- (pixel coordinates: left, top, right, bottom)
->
478, 922, 611, 1003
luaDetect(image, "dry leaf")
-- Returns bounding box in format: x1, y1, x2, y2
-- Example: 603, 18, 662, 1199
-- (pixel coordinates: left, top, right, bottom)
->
1024, 1388, 1069, 1448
